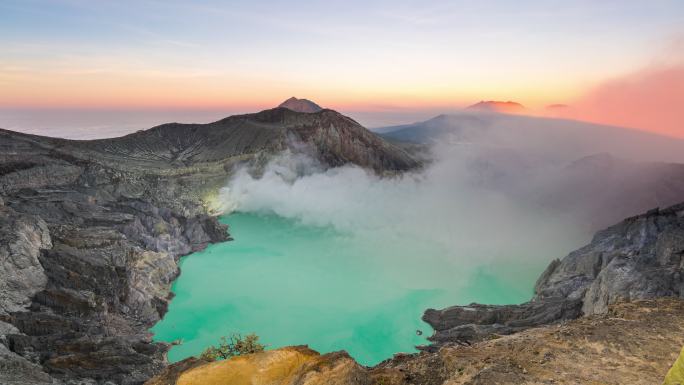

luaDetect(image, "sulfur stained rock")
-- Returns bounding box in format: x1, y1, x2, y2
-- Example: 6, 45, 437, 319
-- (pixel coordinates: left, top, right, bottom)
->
146, 346, 370, 385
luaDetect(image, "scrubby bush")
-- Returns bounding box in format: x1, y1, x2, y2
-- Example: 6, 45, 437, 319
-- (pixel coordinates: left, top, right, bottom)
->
199, 333, 265, 361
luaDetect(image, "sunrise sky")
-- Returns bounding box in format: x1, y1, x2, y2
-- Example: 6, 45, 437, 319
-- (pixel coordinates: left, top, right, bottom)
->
1, 0, 682, 136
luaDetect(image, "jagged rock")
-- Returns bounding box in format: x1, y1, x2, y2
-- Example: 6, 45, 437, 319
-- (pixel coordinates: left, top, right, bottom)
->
423, 203, 684, 347
0, 206, 52, 315
422, 298, 582, 347
537, 203, 684, 315
0, 342, 59, 385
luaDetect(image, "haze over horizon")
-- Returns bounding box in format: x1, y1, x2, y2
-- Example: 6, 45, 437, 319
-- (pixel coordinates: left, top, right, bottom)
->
1, 0, 683, 137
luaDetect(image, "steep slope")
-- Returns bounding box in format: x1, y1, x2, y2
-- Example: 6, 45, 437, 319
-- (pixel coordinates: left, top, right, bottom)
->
55, 107, 417, 172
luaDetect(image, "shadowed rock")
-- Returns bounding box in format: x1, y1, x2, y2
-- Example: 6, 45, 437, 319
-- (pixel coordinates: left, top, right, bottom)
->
422, 203, 684, 346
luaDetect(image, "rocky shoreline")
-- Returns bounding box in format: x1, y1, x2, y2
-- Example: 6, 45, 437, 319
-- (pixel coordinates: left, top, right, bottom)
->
145, 202, 684, 384
148, 298, 684, 384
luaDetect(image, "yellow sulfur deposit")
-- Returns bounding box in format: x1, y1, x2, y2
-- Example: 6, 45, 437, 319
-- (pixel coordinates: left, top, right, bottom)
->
665, 346, 684, 385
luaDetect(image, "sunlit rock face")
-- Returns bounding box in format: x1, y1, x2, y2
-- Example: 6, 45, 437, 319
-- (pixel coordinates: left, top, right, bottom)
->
147, 346, 369, 385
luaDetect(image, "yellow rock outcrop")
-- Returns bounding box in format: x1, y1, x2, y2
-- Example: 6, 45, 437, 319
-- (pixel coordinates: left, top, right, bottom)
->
149, 346, 369, 385
665, 346, 684, 385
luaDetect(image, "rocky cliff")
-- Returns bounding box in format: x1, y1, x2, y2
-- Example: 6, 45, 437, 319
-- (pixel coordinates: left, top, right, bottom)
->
423, 202, 684, 347
0, 108, 418, 385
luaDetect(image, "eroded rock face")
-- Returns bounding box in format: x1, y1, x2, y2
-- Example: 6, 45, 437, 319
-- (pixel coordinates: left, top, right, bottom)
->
423, 203, 684, 346
537, 203, 684, 315
0, 130, 231, 384
0, 206, 51, 315
1, 190, 229, 385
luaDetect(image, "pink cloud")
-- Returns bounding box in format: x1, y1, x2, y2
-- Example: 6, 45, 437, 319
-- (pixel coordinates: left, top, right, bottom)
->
555, 64, 684, 138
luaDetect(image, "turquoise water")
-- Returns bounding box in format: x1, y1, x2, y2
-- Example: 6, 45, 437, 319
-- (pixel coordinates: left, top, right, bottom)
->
151, 212, 542, 366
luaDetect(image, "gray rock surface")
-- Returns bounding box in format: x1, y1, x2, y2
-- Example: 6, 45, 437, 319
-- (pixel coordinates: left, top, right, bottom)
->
536, 203, 684, 315
423, 203, 684, 347
0, 206, 51, 315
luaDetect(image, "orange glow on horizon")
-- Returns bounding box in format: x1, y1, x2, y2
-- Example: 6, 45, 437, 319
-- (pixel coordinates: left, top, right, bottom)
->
2, 60, 682, 139
543, 63, 684, 139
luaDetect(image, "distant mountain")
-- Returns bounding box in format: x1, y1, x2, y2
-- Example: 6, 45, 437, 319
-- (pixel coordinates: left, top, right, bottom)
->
545, 104, 571, 117
1, 107, 418, 182
278, 97, 323, 113
467, 100, 525, 113
378, 112, 684, 163
378, 112, 684, 231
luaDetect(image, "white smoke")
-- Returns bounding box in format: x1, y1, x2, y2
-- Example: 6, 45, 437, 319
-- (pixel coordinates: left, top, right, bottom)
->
218, 143, 587, 271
